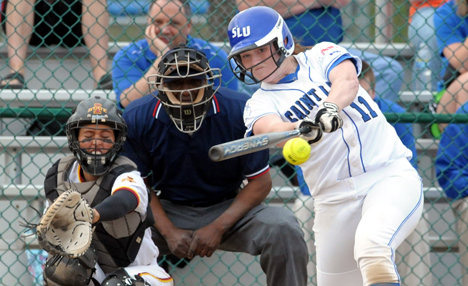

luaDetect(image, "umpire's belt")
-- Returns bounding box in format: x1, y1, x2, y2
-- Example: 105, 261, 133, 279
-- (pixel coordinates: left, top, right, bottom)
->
169, 193, 237, 207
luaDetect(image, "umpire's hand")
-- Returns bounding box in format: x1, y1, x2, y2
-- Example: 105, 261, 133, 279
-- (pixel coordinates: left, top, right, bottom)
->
187, 224, 224, 259
165, 228, 194, 258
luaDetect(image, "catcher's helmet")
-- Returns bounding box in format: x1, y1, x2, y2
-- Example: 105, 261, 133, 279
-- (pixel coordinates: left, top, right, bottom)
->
148, 45, 221, 134
66, 96, 127, 176
227, 6, 294, 84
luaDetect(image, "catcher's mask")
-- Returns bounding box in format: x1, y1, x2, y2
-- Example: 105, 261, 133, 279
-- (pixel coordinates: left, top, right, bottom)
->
66, 96, 127, 176
148, 45, 221, 134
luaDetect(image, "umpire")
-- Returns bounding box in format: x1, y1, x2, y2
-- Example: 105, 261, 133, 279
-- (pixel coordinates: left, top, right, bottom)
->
121, 46, 308, 286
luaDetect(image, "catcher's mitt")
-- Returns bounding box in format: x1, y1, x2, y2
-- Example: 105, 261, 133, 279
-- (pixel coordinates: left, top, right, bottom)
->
37, 190, 94, 258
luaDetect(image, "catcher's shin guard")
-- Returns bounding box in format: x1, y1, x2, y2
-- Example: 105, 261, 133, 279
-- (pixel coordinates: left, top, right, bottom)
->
44, 248, 97, 286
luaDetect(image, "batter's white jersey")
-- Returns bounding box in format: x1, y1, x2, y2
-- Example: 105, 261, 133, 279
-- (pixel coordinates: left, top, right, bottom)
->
244, 42, 413, 201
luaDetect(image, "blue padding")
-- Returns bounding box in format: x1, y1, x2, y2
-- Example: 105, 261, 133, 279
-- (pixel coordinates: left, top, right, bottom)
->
107, 0, 210, 17
108, 0, 150, 16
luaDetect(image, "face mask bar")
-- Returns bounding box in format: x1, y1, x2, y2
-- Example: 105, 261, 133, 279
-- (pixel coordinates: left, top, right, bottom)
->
68, 123, 120, 176
147, 57, 222, 134
79, 138, 115, 145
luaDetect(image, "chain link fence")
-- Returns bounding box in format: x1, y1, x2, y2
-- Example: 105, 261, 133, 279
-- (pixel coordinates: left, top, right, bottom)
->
0, 0, 467, 285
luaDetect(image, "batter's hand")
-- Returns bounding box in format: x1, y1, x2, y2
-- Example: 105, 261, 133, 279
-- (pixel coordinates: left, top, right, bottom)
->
145, 25, 170, 58
187, 225, 223, 259
165, 228, 194, 258
297, 119, 323, 144
315, 102, 343, 133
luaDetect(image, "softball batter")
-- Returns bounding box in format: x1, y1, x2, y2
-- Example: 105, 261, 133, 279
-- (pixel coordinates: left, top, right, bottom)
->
227, 6, 423, 286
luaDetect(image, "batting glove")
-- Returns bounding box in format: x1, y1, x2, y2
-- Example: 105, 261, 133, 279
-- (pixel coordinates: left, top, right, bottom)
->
315, 102, 343, 133
297, 119, 323, 144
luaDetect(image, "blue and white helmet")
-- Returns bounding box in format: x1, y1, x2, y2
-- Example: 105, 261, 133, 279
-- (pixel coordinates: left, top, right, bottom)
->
227, 6, 295, 84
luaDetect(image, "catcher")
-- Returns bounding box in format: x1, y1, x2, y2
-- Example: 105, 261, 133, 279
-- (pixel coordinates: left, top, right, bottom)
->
38, 96, 173, 286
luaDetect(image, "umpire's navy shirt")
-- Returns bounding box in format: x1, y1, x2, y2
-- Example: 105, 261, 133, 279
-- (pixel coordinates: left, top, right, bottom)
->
122, 87, 270, 206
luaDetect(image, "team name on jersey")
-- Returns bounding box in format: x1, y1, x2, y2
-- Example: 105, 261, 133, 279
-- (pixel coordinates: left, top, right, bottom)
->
284, 83, 331, 122
231, 26, 251, 38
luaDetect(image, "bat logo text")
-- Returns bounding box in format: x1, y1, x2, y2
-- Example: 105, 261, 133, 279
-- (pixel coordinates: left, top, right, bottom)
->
224, 136, 269, 156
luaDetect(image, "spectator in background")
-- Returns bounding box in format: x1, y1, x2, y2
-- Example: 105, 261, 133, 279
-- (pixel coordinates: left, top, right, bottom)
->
432, 0, 468, 136
408, 0, 447, 92
122, 46, 308, 285
435, 102, 468, 286
112, 0, 237, 108
236, 0, 405, 102
0, 0, 112, 89
238, 0, 349, 44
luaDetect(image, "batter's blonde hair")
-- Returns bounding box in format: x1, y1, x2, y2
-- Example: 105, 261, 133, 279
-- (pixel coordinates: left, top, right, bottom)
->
293, 43, 313, 55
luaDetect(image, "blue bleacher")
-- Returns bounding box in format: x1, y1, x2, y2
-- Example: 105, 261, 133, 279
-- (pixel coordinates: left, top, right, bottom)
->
107, 0, 150, 16
107, 0, 210, 17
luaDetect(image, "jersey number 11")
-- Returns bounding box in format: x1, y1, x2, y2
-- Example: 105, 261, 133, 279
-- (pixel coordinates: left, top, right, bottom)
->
350, 96, 378, 122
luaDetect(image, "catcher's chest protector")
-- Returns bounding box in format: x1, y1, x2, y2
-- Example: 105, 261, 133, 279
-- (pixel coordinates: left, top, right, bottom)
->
44, 155, 152, 273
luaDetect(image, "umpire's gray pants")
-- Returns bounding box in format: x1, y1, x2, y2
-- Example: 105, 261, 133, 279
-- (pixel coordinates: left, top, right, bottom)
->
152, 199, 308, 286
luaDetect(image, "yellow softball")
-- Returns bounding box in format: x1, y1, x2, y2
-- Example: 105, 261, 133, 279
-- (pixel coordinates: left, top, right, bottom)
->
282, 137, 311, 165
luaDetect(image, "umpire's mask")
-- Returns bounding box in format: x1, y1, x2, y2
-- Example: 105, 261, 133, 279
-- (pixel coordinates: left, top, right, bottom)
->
148, 45, 221, 134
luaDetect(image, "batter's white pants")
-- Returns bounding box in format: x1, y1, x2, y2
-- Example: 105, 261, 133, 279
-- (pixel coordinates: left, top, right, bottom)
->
293, 195, 432, 286
312, 159, 423, 286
